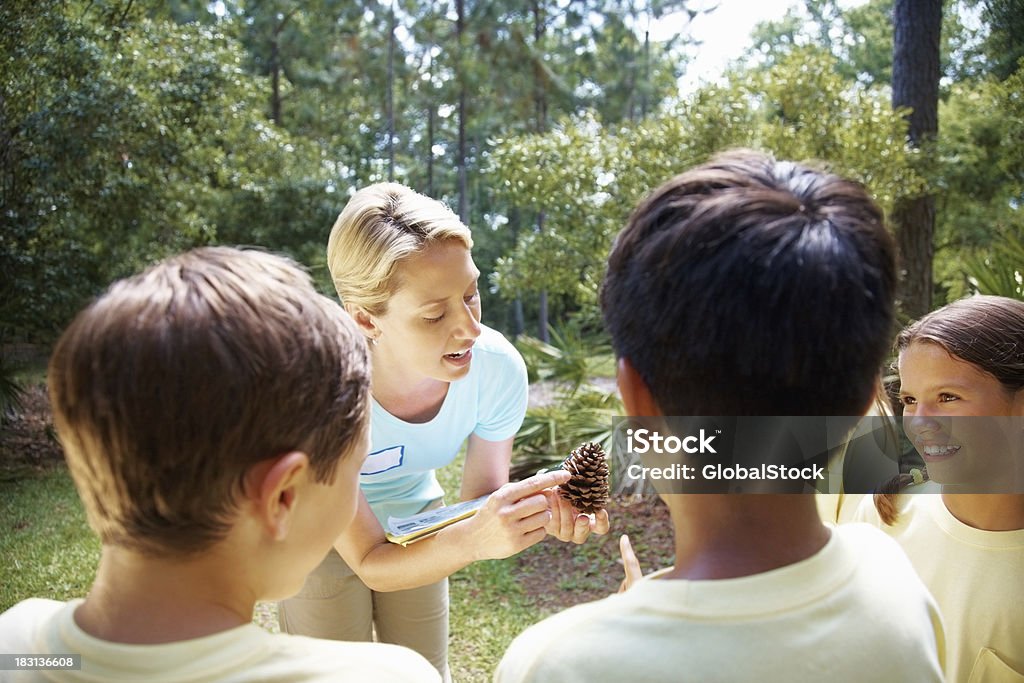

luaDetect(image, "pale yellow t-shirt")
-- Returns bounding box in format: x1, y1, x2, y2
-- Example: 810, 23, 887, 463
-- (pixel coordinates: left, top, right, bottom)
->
854, 494, 1024, 683
496, 524, 944, 683
0, 599, 440, 683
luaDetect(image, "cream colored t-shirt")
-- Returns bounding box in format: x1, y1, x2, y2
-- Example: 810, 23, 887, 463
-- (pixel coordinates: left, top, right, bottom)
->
496, 524, 945, 683
854, 495, 1024, 683
0, 599, 440, 683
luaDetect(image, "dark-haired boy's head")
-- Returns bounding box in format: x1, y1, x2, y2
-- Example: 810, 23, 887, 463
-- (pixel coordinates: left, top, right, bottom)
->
601, 149, 896, 417
49, 246, 370, 557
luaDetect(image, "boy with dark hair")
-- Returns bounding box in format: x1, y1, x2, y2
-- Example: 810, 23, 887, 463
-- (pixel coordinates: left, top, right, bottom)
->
497, 150, 945, 682
0, 247, 439, 682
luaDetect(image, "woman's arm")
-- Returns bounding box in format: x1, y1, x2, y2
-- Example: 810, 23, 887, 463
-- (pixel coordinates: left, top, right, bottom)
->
460, 433, 512, 501
334, 469, 571, 592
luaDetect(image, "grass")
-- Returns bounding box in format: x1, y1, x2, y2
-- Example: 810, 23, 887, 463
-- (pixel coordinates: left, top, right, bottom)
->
436, 452, 551, 683
3, 345, 50, 386
0, 468, 99, 611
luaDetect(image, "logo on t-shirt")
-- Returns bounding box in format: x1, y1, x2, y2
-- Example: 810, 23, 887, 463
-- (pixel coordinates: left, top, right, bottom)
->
360, 445, 405, 475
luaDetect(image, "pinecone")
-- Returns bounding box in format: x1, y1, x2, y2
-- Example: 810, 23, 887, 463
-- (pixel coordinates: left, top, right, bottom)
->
558, 442, 610, 514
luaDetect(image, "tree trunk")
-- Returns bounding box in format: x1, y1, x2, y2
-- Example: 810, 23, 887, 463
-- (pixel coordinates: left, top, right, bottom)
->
891, 0, 941, 318
641, 28, 650, 119
532, 1, 547, 132
268, 9, 298, 127
269, 36, 282, 125
386, 0, 396, 180
426, 100, 435, 196
533, 1, 549, 343
538, 289, 549, 343
509, 207, 524, 338
455, 0, 468, 222
513, 297, 525, 338
425, 1, 436, 196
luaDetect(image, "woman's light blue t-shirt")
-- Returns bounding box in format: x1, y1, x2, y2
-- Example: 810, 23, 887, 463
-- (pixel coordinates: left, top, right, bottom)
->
359, 324, 528, 524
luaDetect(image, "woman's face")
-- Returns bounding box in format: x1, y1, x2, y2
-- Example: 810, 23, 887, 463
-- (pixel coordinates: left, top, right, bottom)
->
372, 240, 482, 383
898, 341, 1023, 489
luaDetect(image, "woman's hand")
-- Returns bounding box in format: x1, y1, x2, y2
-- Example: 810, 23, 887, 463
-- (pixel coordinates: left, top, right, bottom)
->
460, 469, 572, 561
337, 471, 572, 592
543, 490, 611, 544
617, 534, 643, 592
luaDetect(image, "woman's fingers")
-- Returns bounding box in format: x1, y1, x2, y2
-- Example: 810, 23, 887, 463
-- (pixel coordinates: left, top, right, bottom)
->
494, 469, 570, 504
519, 509, 554, 533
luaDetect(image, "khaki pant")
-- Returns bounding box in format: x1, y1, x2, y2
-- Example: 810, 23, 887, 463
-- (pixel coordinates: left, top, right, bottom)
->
278, 543, 451, 682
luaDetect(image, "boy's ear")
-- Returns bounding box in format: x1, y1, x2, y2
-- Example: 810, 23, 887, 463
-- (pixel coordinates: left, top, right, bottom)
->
616, 357, 663, 417
345, 304, 380, 340
247, 451, 310, 542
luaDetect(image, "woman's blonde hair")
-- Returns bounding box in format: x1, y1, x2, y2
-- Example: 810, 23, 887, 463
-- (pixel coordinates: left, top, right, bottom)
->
327, 183, 473, 315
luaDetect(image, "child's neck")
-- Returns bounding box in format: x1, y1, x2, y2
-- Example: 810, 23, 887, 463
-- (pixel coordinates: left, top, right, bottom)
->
665, 494, 830, 580
74, 545, 256, 644
942, 493, 1024, 531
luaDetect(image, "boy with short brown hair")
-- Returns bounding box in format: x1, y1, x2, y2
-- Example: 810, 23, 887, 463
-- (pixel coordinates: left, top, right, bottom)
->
0, 246, 439, 682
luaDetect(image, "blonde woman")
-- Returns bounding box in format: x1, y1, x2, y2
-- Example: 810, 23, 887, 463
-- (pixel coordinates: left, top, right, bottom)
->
278, 183, 609, 680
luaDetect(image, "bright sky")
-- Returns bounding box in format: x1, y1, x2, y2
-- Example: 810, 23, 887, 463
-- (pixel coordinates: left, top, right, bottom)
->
651, 0, 802, 94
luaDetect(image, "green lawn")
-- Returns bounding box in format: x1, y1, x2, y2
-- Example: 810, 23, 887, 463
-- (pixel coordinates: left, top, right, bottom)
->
435, 454, 554, 682
0, 469, 99, 610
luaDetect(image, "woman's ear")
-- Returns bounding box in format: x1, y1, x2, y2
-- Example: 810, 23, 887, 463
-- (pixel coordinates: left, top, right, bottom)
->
616, 357, 662, 417
246, 451, 310, 542
345, 304, 380, 341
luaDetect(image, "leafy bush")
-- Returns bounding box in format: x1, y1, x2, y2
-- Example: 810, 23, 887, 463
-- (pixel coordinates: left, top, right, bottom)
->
0, 358, 25, 428
490, 48, 923, 316
511, 385, 622, 480
515, 324, 614, 391
964, 230, 1024, 300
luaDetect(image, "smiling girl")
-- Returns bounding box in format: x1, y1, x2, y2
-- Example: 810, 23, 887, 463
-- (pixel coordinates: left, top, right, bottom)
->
277, 183, 607, 680
856, 294, 1024, 682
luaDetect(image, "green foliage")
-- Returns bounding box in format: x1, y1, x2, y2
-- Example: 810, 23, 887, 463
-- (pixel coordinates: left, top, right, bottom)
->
4, 0, 1021, 344
512, 386, 622, 481
975, 0, 1024, 80
750, 48, 927, 212
1, 1, 331, 338
0, 359, 26, 428
964, 231, 1024, 300
510, 313, 621, 478
490, 48, 922, 314
746, 0, 987, 87
932, 64, 1024, 303
515, 324, 615, 390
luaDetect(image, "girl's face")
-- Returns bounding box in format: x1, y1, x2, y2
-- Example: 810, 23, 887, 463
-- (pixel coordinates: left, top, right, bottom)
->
898, 341, 1024, 488
372, 240, 482, 384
